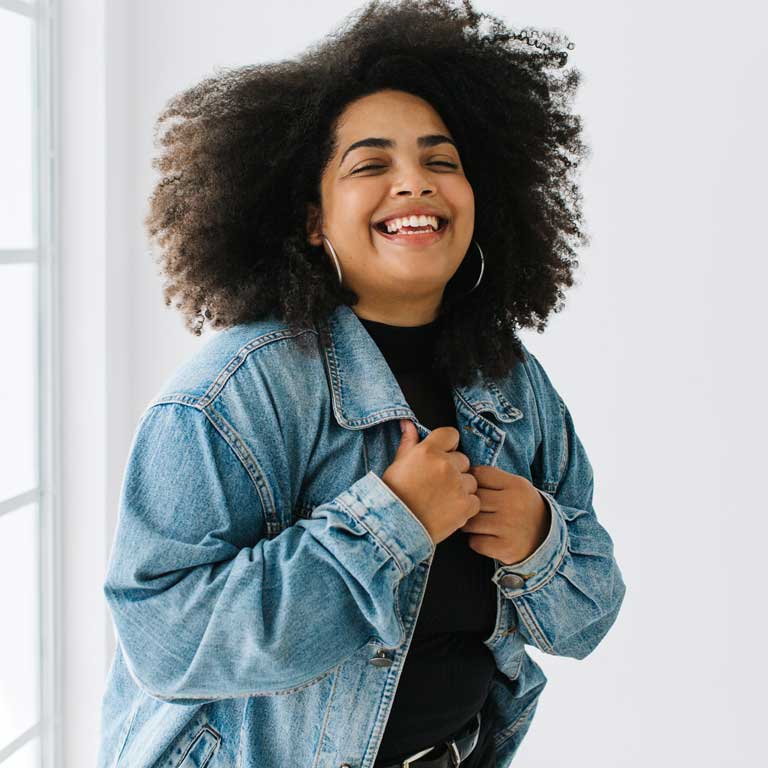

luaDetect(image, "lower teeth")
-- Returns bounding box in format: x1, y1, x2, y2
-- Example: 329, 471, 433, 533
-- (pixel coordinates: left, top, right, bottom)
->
393, 228, 434, 235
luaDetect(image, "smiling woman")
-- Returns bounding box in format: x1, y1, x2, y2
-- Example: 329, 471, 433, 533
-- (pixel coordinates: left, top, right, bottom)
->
98, 3, 628, 768
143, 0, 589, 390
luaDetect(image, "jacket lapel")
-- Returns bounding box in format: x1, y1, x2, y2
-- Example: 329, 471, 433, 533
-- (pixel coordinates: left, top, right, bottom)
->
321, 303, 525, 437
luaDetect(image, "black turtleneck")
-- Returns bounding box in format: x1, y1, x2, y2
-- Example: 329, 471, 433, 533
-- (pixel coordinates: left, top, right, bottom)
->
357, 315, 498, 768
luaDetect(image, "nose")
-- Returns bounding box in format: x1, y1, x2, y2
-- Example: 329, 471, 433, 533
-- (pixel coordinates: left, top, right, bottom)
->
391, 164, 435, 198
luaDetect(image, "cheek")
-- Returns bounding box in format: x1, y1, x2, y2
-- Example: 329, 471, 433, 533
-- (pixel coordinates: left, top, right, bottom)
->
445, 179, 475, 224
336, 198, 380, 238
459, 182, 475, 218
322, 182, 379, 237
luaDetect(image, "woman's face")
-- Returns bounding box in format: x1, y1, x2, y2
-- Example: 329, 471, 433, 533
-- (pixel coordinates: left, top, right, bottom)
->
307, 89, 475, 326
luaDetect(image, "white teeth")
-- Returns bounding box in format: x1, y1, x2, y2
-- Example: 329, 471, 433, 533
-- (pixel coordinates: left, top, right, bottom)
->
382, 214, 440, 233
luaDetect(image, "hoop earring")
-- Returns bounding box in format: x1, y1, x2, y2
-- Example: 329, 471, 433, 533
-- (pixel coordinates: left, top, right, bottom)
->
465, 240, 485, 295
321, 235, 343, 286
320, 235, 485, 298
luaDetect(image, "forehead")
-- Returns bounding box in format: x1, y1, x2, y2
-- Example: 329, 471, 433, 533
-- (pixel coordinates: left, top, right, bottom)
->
336, 90, 450, 139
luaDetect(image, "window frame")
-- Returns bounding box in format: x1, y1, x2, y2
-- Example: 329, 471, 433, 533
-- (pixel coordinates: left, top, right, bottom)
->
0, 0, 62, 765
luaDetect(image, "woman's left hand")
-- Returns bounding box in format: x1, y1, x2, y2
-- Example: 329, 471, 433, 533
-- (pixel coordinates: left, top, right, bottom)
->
460, 465, 551, 566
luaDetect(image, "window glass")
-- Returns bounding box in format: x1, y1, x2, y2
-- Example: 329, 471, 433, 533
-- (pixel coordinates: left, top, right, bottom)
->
0, 8, 35, 250
0, 502, 40, 750
0, 263, 37, 501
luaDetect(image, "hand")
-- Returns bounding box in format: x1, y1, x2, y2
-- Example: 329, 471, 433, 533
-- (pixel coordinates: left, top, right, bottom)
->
460, 465, 551, 566
381, 421, 480, 546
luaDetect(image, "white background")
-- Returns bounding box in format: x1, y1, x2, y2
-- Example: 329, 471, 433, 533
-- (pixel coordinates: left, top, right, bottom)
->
58, 0, 768, 765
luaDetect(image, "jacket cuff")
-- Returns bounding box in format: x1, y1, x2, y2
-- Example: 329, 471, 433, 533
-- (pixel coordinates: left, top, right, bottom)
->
335, 470, 436, 575
492, 490, 567, 595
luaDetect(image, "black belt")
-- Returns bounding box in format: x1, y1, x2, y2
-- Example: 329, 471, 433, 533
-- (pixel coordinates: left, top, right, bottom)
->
376, 711, 482, 768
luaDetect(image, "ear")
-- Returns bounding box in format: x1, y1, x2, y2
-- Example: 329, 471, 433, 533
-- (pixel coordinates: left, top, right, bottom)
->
306, 203, 323, 247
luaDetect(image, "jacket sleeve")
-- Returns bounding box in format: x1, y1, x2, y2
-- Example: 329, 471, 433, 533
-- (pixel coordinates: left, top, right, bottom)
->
493, 352, 627, 660
103, 401, 434, 703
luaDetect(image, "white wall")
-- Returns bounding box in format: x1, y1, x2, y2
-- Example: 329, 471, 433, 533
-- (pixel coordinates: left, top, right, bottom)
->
61, 0, 767, 765
58, 2, 108, 767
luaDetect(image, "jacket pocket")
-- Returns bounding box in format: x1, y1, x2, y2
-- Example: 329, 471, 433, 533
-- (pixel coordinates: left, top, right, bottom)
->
164, 723, 221, 768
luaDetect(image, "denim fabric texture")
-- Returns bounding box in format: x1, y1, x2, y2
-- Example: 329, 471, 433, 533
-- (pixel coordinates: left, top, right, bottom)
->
97, 303, 626, 768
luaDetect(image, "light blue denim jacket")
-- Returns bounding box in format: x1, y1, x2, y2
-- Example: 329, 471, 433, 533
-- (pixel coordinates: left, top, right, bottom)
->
98, 303, 626, 768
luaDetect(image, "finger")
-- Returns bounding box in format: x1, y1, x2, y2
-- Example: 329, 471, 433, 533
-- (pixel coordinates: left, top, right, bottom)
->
470, 465, 517, 490
469, 464, 504, 487
462, 486, 503, 511
460, 473, 478, 496
465, 532, 497, 557
461, 511, 495, 532
449, 450, 471, 474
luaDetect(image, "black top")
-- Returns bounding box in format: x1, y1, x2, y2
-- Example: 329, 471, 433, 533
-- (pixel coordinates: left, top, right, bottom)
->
358, 316, 498, 766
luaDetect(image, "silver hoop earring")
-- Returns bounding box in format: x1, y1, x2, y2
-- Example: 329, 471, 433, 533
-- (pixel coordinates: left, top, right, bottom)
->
465, 240, 485, 295
321, 235, 343, 286
321, 235, 484, 298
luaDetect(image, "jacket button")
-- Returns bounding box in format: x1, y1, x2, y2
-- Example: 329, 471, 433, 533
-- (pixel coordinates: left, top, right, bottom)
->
369, 649, 394, 667
499, 573, 526, 589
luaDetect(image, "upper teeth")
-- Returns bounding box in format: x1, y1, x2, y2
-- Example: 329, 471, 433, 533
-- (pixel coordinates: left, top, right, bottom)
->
381, 214, 441, 232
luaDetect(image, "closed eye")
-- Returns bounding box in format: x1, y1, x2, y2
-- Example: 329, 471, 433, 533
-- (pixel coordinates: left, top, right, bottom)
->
352, 161, 458, 174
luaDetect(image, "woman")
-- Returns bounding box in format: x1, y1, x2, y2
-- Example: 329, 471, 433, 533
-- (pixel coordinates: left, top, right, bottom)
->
98, 1, 626, 766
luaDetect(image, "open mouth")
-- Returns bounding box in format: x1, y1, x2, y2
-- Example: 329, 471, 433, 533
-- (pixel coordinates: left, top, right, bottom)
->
373, 217, 449, 235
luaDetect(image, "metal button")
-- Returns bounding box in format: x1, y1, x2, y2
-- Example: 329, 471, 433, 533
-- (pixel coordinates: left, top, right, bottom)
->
369, 649, 394, 667
499, 573, 526, 589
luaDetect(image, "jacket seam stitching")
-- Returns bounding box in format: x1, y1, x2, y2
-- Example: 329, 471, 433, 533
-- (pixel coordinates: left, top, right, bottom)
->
310, 665, 342, 768
369, 473, 434, 562
111, 690, 143, 768
514, 598, 554, 653
362, 430, 370, 474
334, 494, 407, 578
152, 399, 280, 533
236, 697, 250, 768
200, 405, 276, 528
515, 533, 568, 597
520, 351, 562, 488
195, 327, 317, 408
511, 648, 525, 679
557, 395, 569, 484
494, 698, 538, 748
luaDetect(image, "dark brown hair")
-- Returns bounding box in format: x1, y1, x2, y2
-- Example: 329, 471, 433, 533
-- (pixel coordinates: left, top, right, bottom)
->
144, 0, 590, 388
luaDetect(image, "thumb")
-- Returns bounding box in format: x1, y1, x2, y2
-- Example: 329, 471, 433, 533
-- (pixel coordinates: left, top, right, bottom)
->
395, 418, 418, 452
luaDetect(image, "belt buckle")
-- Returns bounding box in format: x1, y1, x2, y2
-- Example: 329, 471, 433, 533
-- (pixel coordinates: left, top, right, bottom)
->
401, 744, 437, 767
400, 739, 461, 768
445, 739, 462, 767
400, 711, 479, 767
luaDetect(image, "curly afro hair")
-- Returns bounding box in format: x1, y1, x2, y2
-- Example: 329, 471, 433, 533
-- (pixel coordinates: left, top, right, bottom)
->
144, 0, 590, 389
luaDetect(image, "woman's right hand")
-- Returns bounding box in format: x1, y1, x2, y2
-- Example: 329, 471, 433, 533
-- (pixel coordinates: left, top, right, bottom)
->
381, 419, 480, 546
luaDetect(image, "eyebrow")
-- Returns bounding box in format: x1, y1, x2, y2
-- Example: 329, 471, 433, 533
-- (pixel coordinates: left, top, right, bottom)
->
338, 134, 457, 167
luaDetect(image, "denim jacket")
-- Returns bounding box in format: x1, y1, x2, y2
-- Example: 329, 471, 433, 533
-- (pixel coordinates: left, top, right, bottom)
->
98, 303, 626, 768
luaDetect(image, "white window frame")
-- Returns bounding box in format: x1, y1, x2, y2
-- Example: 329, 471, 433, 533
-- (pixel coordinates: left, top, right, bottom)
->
0, 0, 62, 765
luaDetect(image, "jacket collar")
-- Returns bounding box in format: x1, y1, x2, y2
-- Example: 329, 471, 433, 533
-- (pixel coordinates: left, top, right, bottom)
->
320, 304, 523, 430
